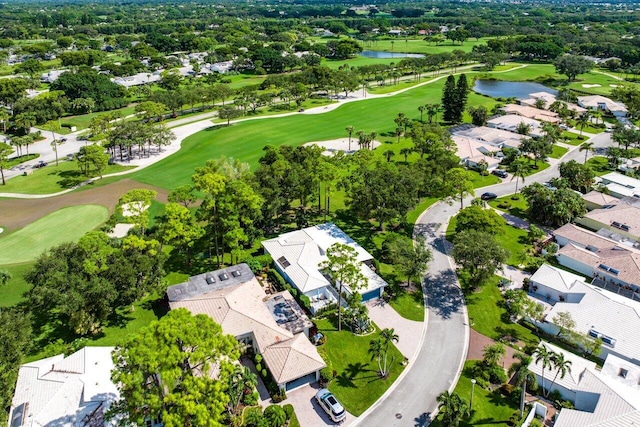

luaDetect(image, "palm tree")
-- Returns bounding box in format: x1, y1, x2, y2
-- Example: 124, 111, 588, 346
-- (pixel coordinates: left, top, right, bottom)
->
545, 352, 572, 398
0, 109, 9, 133
593, 109, 603, 125
533, 345, 553, 395
384, 149, 396, 162
516, 122, 531, 136
577, 113, 589, 136
482, 343, 506, 366
395, 126, 403, 143
437, 391, 469, 427
418, 105, 426, 122
579, 141, 595, 164
400, 147, 413, 164
346, 126, 354, 151
509, 352, 534, 414
369, 328, 399, 378
511, 158, 531, 193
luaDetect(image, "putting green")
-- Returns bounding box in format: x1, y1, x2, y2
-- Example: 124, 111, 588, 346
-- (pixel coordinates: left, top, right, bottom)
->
0, 205, 108, 265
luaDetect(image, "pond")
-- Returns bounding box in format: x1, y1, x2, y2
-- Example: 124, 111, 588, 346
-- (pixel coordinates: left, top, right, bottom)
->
473, 79, 558, 99
360, 50, 425, 59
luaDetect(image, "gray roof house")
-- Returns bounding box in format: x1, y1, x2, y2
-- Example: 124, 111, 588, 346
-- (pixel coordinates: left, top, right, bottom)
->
261, 223, 388, 313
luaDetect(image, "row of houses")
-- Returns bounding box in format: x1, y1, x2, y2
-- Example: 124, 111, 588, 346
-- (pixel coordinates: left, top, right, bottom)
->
8, 223, 388, 426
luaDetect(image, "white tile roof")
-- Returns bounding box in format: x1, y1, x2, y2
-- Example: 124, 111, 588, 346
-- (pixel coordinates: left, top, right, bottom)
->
9, 347, 118, 427
487, 115, 542, 135
545, 279, 640, 364
580, 199, 640, 238
530, 263, 586, 292
578, 95, 627, 113
451, 135, 501, 169
502, 104, 560, 123
582, 190, 620, 207
600, 172, 640, 192
530, 344, 640, 427
262, 223, 387, 295
455, 126, 524, 149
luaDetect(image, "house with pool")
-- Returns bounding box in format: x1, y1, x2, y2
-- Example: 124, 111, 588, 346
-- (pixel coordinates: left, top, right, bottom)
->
262, 223, 388, 313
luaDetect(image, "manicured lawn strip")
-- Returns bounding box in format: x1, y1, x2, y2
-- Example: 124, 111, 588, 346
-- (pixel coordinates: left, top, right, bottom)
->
469, 170, 501, 188
62, 105, 137, 130
388, 287, 424, 322
357, 38, 490, 54
0, 263, 33, 307
7, 154, 39, 167
561, 131, 588, 146
488, 195, 529, 220
586, 156, 613, 176
465, 276, 538, 345
549, 145, 568, 159
0, 205, 108, 264
406, 197, 439, 225
316, 317, 404, 416
581, 124, 606, 134
431, 360, 518, 427
0, 160, 134, 194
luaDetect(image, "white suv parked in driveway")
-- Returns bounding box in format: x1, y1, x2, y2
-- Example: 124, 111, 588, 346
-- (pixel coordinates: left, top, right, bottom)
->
315, 388, 346, 423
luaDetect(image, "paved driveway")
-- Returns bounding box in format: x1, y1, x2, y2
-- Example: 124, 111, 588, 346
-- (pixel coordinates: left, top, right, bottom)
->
366, 299, 424, 360
284, 383, 356, 427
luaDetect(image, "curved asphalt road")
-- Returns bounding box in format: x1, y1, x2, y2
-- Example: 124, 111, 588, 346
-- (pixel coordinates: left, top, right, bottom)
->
354, 130, 613, 426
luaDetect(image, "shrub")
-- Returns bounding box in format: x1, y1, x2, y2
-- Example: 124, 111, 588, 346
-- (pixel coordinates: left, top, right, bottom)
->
254, 354, 262, 364
508, 411, 523, 426
264, 404, 287, 427
320, 366, 334, 383
282, 404, 294, 420
548, 389, 562, 403
487, 363, 508, 384
243, 391, 259, 407
261, 369, 267, 378
271, 390, 287, 403
255, 363, 262, 372
497, 201, 511, 209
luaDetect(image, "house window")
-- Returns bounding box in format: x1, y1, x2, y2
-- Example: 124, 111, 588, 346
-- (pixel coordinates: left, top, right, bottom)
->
619, 368, 628, 378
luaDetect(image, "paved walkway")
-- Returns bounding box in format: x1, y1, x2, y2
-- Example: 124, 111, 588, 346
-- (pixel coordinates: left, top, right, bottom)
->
366, 299, 424, 360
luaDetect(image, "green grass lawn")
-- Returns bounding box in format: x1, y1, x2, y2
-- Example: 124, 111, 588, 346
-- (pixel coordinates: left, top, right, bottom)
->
7, 154, 39, 167
360, 38, 490, 54
388, 287, 424, 321
62, 105, 138, 130
0, 160, 134, 194
316, 317, 405, 416
0, 205, 108, 265
586, 156, 613, 176
465, 276, 539, 345
561, 131, 588, 146
469, 171, 501, 188
431, 361, 519, 427
549, 145, 568, 159
488, 195, 529, 220
0, 263, 33, 307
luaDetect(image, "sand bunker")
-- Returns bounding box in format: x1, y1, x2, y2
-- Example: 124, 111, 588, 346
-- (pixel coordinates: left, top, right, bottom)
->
108, 223, 134, 238
304, 138, 382, 156
582, 84, 602, 88
610, 84, 620, 88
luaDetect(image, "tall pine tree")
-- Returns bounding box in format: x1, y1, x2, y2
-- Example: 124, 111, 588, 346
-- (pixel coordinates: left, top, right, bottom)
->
455, 74, 469, 122
441, 75, 459, 123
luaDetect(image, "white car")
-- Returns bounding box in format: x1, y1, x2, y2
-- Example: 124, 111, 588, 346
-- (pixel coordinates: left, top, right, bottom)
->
315, 388, 346, 423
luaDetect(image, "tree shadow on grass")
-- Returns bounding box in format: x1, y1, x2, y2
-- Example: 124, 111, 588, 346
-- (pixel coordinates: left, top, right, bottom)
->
56, 169, 88, 189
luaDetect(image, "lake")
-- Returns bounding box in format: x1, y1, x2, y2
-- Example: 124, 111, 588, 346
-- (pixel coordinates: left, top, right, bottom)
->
360, 50, 425, 59
473, 79, 558, 99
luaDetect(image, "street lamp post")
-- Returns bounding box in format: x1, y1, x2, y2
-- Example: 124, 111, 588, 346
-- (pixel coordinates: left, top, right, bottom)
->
470, 379, 476, 412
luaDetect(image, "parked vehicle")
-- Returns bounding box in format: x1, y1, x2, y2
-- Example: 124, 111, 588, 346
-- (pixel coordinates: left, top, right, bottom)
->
316, 389, 346, 422
491, 169, 508, 178
480, 192, 498, 200
33, 161, 48, 169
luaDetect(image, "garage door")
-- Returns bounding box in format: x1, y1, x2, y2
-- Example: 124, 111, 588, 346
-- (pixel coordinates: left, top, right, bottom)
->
361, 289, 381, 302
286, 372, 316, 391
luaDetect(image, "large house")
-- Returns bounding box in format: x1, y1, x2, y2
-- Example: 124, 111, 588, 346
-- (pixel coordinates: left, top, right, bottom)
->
486, 115, 543, 137
262, 223, 388, 312
553, 223, 640, 297
529, 263, 640, 364
577, 95, 627, 118
451, 134, 501, 171
575, 197, 640, 241
166, 264, 326, 391
9, 347, 119, 427
528, 343, 640, 426
501, 104, 560, 123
